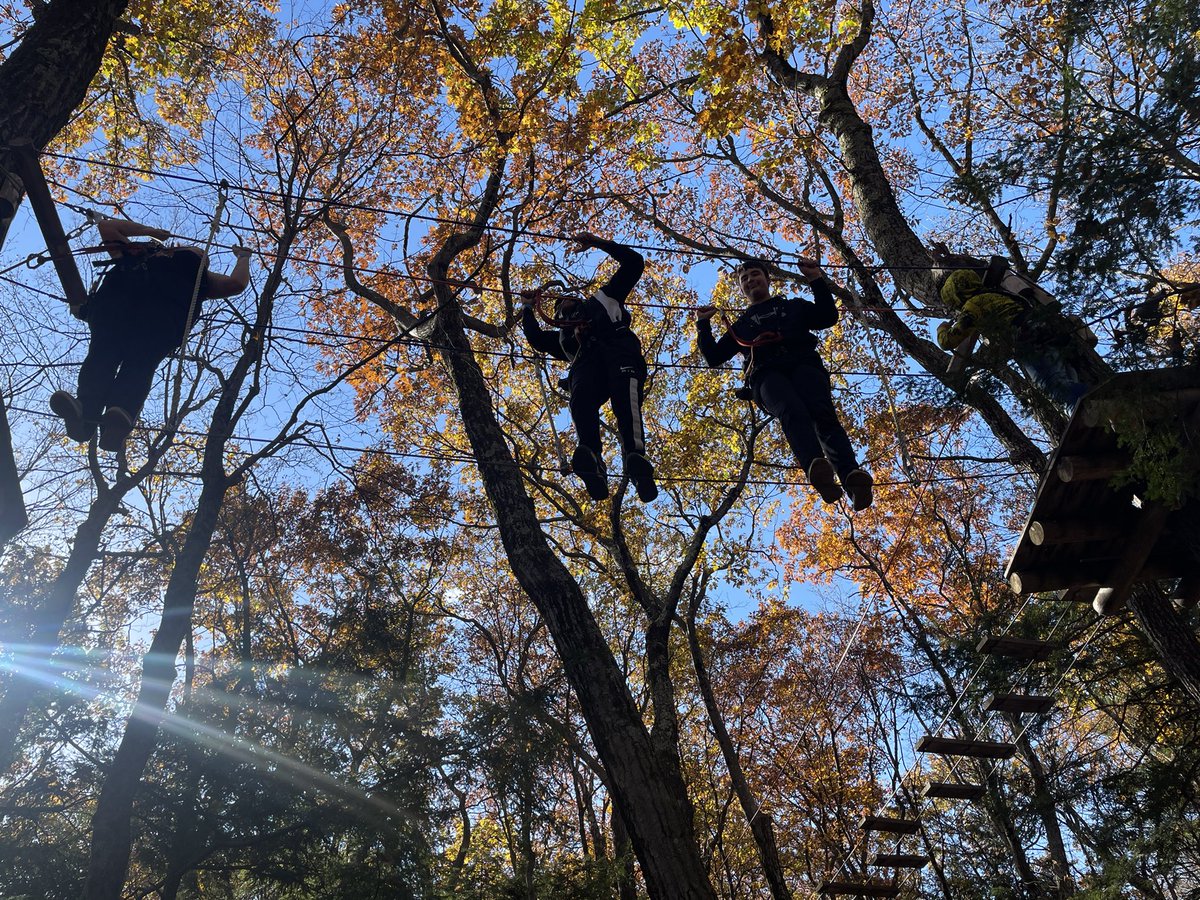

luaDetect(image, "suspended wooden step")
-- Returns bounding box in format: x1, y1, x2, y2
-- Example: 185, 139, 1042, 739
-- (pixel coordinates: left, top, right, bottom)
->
1005, 368, 1200, 616
869, 852, 929, 869
817, 880, 900, 898
976, 634, 1058, 661
983, 692, 1054, 715
860, 814, 919, 835
916, 735, 1016, 759
921, 780, 985, 801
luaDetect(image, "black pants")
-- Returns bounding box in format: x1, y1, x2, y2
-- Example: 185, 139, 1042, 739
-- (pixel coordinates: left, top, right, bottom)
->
754, 360, 858, 477
77, 297, 186, 422
568, 352, 648, 458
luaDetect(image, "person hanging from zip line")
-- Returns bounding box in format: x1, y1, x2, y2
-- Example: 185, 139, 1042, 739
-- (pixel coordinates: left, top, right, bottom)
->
695, 256, 874, 510
518, 231, 657, 503
49, 215, 252, 452
931, 246, 1093, 407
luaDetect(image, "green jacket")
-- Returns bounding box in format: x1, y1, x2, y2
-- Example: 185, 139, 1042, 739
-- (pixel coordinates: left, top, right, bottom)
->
936, 269, 1025, 349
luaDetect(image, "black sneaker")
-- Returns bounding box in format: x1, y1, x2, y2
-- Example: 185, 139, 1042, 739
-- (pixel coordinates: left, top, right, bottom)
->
98, 407, 135, 453
843, 468, 874, 511
49, 390, 94, 442
624, 451, 658, 503
806, 457, 843, 504
571, 446, 609, 500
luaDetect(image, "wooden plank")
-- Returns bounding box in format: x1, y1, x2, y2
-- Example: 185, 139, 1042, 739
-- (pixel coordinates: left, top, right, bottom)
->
1011, 557, 1178, 595
1053, 587, 1095, 603
916, 735, 1016, 759
976, 635, 1058, 660
869, 853, 929, 869
921, 781, 985, 801
860, 814, 919, 835
818, 881, 900, 898
1029, 518, 1126, 546
7, 138, 88, 309
1055, 454, 1128, 483
984, 693, 1054, 715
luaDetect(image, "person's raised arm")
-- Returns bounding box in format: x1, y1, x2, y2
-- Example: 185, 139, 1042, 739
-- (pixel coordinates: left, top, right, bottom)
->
797, 257, 838, 329
205, 246, 253, 299
519, 298, 571, 361
573, 231, 644, 304
694, 305, 739, 367
96, 216, 170, 256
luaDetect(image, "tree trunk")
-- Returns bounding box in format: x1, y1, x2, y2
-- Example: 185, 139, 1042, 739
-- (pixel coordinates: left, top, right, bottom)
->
686, 609, 793, 899
81, 259, 282, 900
0, 469, 157, 775
430, 301, 715, 898
1126, 586, 1200, 709
612, 803, 639, 900
0, 0, 129, 245
1011, 721, 1074, 897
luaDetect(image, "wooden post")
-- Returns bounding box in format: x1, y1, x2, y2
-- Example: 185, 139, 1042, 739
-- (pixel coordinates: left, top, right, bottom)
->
7, 137, 88, 309
0, 392, 29, 544
0, 162, 29, 545
1092, 504, 1171, 616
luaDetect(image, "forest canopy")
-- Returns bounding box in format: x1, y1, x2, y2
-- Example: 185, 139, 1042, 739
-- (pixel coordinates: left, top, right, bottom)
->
0, 0, 1197, 898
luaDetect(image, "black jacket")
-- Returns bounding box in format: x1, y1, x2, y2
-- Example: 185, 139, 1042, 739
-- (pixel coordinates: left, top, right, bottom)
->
697, 278, 836, 379
522, 240, 645, 368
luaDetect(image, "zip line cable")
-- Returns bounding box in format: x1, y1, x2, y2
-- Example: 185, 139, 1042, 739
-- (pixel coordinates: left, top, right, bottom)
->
33, 147, 952, 273
6, 400, 1019, 490
169, 180, 228, 425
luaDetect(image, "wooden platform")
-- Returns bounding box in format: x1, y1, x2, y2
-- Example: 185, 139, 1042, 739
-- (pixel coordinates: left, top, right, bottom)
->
921, 781, 985, 801
916, 736, 1016, 759
817, 881, 900, 897
983, 693, 1054, 715
1005, 368, 1200, 615
860, 814, 919, 835
976, 634, 1059, 661
869, 853, 929, 869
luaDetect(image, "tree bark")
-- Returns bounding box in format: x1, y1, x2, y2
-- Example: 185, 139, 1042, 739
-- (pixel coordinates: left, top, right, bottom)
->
1126, 586, 1200, 709
686, 604, 793, 899
1011, 721, 1075, 897
0, 462, 161, 775
81, 252, 284, 900
424, 170, 715, 897
0, 0, 129, 244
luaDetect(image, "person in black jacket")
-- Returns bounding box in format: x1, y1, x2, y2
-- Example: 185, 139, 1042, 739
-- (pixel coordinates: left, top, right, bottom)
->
520, 232, 657, 502
695, 257, 873, 510
49, 216, 251, 452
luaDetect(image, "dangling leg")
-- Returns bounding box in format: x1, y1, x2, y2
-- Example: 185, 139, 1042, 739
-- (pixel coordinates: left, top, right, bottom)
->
607, 359, 657, 502
754, 366, 842, 504
99, 328, 175, 452
792, 362, 872, 510
567, 359, 610, 500
60, 308, 124, 442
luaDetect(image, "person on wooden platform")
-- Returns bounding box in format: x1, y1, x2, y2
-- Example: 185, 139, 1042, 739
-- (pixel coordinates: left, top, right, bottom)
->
49, 216, 252, 452
694, 257, 873, 510
519, 232, 657, 503
933, 252, 1091, 407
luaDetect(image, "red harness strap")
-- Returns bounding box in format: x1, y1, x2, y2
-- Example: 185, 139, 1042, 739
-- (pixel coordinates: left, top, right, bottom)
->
722, 312, 783, 348
532, 288, 590, 329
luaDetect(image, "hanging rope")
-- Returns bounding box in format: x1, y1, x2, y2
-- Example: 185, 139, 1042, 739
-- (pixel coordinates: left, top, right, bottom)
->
168, 180, 229, 426
864, 328, 916, 480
